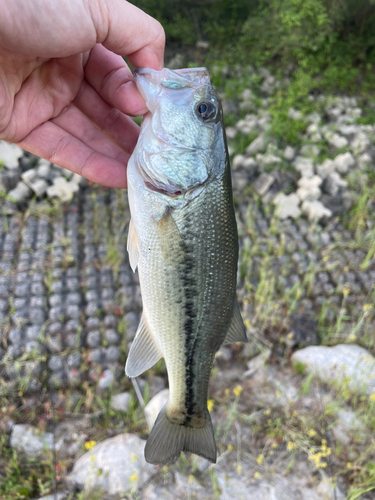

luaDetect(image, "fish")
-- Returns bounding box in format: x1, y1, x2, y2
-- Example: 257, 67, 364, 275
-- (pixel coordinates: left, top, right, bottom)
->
125, 67, 247, 465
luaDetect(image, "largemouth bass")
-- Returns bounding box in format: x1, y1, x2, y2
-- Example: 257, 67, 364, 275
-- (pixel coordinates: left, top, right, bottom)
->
125, 67, 247, 465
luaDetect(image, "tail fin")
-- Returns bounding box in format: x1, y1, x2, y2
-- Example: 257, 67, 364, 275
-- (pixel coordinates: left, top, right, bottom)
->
144, 406, 217, 465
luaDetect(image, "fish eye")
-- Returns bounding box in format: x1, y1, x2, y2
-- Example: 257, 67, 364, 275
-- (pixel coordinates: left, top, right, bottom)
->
195, 100, 216, 121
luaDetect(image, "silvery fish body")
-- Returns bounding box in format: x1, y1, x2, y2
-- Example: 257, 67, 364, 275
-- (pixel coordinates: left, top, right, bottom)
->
125, 67, 246, 465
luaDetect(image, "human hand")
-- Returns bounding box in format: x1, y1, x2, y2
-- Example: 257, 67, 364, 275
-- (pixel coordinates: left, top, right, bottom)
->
0, 0, 165, 188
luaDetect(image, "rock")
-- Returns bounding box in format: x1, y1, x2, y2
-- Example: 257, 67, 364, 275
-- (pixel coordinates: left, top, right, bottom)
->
326, 132, 348, 149
243, 349, 271, 378
283, 146, 295, 161
47, 176, 79, 201
301, 200, 332, 222
0, 141, 23, 168
0, 168, 21, 192
291, 344, 375, 395
296, 175, 322, 202
316, 159, 335, 178
293, 157, 314, 178
288, 107, 303, 120
332, 408, 366, 446
10, 424, 55, 456
167, 52, 184, 69
288, 314, 318, 347
36, 493, 67, 500
333, 151, 355, 174
111, 392, 132, 413
300, 144, 320, 158
316, 479, 345, 500
273, 193, 301, 220
246, 135, 265, 155
68, 434, 155, 495
7, 181, 32, 202
21, 169, 48, 196
97, 368, 114, 389
144, 388, 169, 429
323, 172, 348, 196
225, 127, 237, 140
253, 173, 274, 196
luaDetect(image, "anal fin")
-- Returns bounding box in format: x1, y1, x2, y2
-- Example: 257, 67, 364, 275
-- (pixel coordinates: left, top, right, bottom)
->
125, 315, 162, 377
222, 301, 248, 345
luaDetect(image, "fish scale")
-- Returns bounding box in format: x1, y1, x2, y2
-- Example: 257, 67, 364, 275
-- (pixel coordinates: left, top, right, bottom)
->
125, 67, 247, 465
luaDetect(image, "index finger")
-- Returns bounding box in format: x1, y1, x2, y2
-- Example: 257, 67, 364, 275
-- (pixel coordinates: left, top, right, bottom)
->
92, 0, 165, 70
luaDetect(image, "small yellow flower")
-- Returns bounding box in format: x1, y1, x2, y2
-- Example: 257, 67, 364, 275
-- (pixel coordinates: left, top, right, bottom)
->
320, 462, 327, 468
225, 388, 230, 396
227, 445, 233, 451
287, 442, 295, 451
271, 443, 278, 449
130, 472, 138, 482
343, 283, 350, 297
292, 411, 298, 417
321, 439, 327, 445
256, 453, 264, 465
90, 455, 95, 461
369, 393, 375, 402
130, 453, 138, 463
207, 399, 214, 412
264, 408, 271, 416
233, 385, 243, 397
254, 472, 260, 479
236, 464, 243, 475
84, 440, 96, 451
287, 333, 293, 339
188, 474, 194, 484
308, 429, 317, 437
347, 462, 352, 468
244, 319, 251, 329
162, 466, 169, 472
363, 304, 373, 311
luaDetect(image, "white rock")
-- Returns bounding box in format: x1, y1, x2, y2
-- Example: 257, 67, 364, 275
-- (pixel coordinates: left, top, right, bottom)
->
306, 112, 321, 124
260, 153, 282, 167
357, 152, 372, 168
283, 146, 295, 161
316, 159, 335, 178
7, 181, 32, 202
298, 175, 322, 189
241, 88, 254, 101
339, 124, 358, 137
327, 171, 348, 189
98, 368, 114, 389
316, 480, 345, 500
254, 174, 274, 196
326, 132, 348, 149
0, 141, 23, 169
288, 107, 303, 120
300, 144, 320, 158
301, 200, 332, 221
225, 127, 237, 140
293, 157, 314, 178
307, 123, 319, 135
333, 151, 355, 173
144, 388, 169, 429
36, 493, 67, 500
111, 392, 132, 413
68, 434, 155, 495
273, 193, 301, 220
351, 131, 370, 155
311, 132, 322, 143
296, 186, 321, 202
232, 154, 245, 170
349, 107, 362, 119
291, 344, 375, 395
332, 409, 365, 446
11, 424, 56, 456
246, 135, 265, 155
21, 169, 48, 196
47, 176, 79, 202
243, 349, 271, 378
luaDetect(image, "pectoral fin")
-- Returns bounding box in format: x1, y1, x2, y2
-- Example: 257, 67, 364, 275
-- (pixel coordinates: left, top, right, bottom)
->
223, 301, 248, 345
127, 218, 140, 272
125, 315, 162, 377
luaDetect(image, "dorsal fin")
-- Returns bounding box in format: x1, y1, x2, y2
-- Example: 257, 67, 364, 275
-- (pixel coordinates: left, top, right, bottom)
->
125, 315, 162, 377
223, 301, 248, 345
